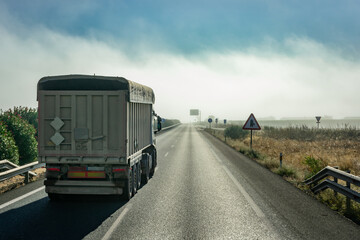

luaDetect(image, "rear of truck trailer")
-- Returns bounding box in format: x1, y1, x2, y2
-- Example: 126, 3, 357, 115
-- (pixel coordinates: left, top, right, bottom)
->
37, 75, 157, 200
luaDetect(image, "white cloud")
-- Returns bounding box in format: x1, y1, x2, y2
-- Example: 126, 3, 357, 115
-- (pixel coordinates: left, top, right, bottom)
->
0, 13, 360, 122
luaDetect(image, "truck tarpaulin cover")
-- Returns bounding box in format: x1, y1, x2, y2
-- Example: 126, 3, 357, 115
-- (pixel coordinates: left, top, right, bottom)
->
37, 74, 155, 104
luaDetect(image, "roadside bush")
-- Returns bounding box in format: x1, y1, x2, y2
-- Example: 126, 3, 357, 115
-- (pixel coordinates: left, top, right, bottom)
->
238, 146, 261, 159
303, 156, 327, 179
276, 166, 296, 178
224, 125, 248, 140
0, 113, 37, 165
0, 122, 19, 165
4, 106, 38, 136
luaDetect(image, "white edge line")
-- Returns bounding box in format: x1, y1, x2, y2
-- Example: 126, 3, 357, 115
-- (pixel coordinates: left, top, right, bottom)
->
0, 186, 45, 210
222, 167, 265, 218
102, 205, 131, 240
209, 148, 265, 218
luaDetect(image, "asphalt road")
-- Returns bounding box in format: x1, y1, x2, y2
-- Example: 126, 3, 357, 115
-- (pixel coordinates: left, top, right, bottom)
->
0, 124, 359, 240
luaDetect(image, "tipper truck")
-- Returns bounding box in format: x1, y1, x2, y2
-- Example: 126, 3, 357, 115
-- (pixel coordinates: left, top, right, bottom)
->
37, 74, 160, 200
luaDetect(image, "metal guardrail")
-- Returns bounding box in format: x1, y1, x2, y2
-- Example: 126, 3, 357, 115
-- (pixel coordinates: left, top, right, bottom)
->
0, 160, 45, 184
162, 123, 181, 131
0, 160, 19, 172
305, 166, 360, 210
0, 160, 37, 177
155, 123, 181, 134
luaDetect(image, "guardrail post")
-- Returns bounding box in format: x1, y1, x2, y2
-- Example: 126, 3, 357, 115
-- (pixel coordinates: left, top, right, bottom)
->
346, 170, 351, 213
24, 171, 30, 184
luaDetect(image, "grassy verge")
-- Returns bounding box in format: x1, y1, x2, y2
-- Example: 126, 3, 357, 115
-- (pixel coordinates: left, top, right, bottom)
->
203, 127, 360, 224
0, 168, 45, 194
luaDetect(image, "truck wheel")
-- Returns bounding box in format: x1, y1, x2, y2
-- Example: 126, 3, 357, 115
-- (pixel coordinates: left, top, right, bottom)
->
137, 162, 141, 189
48, 193, 61, 201
150, 150, 156, 177
132, 165, 137, 195
141, 155, 150, 184
123, 169, 133, 200
153, 149, 157, 168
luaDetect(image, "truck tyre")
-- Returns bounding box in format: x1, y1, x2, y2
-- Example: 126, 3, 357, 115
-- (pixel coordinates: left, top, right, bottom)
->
132, 165, 137, 195
153, 149, 157, 168
48, 193, 61, 201
141, 155, 150, 184
136, 162, 141, 189
150, 150, 156, 177
123, 169, 133, 200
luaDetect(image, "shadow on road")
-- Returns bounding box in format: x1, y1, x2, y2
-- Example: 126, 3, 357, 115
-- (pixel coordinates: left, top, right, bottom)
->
0, 195, 126, 240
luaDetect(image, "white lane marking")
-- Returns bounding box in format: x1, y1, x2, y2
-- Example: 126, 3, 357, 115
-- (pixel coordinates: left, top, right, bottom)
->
164, 152, 169, 157
171, 145, 174, 148
102, 205, 131, 240
0, 186, 45, 210
222, 167, 265, 218
209, 148, 265, 218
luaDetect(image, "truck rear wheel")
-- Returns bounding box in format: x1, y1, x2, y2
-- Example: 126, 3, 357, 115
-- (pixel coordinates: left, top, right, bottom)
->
132, 165, 137, 195
150, 150, 157, 177
136, 162, 141, 189
123, 169, 133, 200
141, 155, 150, 184
48, 193, 61, 201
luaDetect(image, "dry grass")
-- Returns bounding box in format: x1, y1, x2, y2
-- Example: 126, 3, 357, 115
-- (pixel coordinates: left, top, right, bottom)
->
252, 135, 360, 177
0, 167, 45, 194
208, 128, 360, 178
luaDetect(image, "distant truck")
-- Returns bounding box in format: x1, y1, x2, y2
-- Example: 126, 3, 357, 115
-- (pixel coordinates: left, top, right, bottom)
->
37, 74, 160, 200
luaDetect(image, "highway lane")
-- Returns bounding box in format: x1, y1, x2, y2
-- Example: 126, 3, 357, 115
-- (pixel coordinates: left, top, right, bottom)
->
0, 124, 359, 239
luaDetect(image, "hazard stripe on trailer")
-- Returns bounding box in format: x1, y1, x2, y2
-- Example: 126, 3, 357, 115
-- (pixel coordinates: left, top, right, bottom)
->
68, 171, 106, 178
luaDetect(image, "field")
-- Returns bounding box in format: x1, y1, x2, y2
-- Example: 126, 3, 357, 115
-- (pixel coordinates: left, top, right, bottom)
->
227, 118, 360, 129
203, 125, 360, 223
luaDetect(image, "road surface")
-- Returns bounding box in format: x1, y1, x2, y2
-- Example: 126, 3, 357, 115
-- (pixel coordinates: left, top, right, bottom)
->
0, 124, 359, 239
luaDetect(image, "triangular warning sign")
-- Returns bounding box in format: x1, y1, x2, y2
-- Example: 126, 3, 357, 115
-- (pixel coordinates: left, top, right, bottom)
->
243, 113, 261, 130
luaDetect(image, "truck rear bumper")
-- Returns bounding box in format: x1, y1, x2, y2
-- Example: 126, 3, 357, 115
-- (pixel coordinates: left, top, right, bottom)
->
44, 180, 123, 195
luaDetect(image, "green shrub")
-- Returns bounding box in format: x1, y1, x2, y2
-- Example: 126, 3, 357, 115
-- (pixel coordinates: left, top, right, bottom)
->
276, 166, 296, 177
303, 155, 327, 179
0, 113, 37, 165
224, 125, 248, 140
239, 147, 261, 159
0, 122, 19, 165
5, 106, 38, 136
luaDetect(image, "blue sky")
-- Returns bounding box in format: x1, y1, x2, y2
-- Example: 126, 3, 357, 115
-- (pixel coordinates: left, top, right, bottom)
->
1, 0, 360, 121
4, 0, 360, 56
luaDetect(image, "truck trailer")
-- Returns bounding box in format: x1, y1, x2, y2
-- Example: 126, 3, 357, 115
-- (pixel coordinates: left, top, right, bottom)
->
37, 74, 159, 200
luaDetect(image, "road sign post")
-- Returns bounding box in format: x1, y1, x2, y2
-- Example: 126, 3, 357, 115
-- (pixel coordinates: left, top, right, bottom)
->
315, 116, 321, 128
208, 118, 213, 129
243, 113, 261, 150
250, 130, 253, 149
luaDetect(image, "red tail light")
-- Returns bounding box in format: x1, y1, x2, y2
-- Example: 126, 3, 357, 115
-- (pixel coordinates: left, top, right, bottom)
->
47, 167, 60, 172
